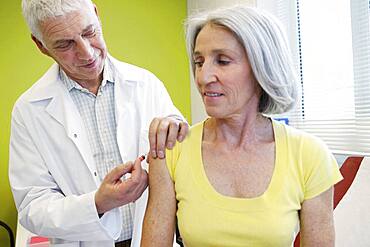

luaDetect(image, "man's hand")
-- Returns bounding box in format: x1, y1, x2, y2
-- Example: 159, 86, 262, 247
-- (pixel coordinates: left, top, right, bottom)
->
94, 156, 148, 214
149, 116, 189, 159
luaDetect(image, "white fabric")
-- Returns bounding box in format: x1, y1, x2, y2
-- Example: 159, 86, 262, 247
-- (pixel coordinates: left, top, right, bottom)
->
60, 61, 134, 241
9, 55, 183, 247
334, 157, 370, 247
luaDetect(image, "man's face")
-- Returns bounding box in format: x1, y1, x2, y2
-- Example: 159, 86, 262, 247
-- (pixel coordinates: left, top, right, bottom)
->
34, 5, 107, 86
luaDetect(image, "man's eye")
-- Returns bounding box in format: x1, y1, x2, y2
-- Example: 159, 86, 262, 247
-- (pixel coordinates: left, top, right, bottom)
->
84, 30, 96, 38
56, 41, 72, 49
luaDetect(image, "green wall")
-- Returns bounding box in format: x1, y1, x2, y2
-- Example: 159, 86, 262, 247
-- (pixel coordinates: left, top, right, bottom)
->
0, 1, 190, 245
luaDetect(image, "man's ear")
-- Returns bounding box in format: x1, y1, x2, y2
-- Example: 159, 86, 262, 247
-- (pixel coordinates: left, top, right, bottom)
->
31, 34, 51, 57
93, 4, 103, 27
93, 4, 99, 17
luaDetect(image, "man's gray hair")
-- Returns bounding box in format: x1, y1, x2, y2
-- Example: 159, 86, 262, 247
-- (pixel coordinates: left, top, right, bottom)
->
185, 5, 298, 114
22, 0, 94, 42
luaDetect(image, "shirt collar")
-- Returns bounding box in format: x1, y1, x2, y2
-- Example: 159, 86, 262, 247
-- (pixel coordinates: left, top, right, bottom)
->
59, 56, 115, 92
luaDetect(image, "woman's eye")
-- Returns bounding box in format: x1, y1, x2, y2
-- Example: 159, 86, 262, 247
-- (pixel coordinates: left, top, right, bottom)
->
218, 60, 230, 65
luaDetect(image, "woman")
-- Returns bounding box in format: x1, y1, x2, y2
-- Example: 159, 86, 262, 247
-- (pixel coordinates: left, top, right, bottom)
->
141, 5, 342, 247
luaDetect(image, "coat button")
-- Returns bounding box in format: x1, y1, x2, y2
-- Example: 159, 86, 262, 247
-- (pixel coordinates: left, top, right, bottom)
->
73, 133, 77, 138
94, 172, 97, 176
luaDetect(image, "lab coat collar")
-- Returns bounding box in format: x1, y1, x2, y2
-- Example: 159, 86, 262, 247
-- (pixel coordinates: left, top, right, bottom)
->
27, 63, 61, 102
26, 54, 141, 103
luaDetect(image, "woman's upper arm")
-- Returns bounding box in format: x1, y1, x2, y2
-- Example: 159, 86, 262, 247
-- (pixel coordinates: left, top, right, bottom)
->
299, 187, 335, 247
141, 156, 177, 247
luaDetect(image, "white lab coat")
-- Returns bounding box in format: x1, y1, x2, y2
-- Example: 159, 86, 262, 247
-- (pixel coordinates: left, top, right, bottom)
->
9, 56, 183, 247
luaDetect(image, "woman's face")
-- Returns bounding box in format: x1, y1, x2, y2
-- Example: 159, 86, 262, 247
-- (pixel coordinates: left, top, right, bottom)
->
193, 24, 260, 119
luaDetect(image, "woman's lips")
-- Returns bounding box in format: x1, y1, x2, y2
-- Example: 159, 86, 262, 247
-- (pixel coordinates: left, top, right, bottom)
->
204, 92, 224, 97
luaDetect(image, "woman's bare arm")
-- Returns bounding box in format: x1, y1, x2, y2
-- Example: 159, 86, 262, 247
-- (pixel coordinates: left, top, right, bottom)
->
300, 187, 335, 247
141, 156, 177, 247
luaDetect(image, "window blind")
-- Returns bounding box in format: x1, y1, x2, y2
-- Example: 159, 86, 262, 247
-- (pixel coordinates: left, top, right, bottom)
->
259, 0, 370, 155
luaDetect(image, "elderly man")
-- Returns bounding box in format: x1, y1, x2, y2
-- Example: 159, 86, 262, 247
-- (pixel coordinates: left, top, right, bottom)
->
9, 0, 188, 246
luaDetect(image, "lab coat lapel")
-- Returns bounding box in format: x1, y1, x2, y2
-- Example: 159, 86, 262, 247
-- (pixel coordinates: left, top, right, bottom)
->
30, 64, 97, 184
46, 91, 96, 180
115, 76, 140, 163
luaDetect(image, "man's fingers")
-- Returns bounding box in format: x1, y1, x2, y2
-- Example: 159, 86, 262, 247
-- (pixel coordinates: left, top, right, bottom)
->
177, 121, 189, 142
148, 118, 160, 158
129, 155, 145, 182
120, 156, 148, 202
166, 121, 179, 149
156, 121, 170, 159
105, 162, 133, 183
149, 116, 188, 159
131, 169, 148, 197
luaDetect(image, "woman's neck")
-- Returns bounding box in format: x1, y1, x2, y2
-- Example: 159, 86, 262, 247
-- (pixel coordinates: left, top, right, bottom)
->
204, 113, 273, 150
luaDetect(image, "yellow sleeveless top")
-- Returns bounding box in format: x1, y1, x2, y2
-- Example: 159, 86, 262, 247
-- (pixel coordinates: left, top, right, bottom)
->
165, 119, 342, 247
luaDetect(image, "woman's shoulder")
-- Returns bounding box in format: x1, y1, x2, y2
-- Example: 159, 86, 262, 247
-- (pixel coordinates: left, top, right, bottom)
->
189, 120, 205, 134
273, 119, 327, 151
180, 120, 205, 145
273, 120, 341, 200
165, 119, 205, 180
166, 119, 205, 157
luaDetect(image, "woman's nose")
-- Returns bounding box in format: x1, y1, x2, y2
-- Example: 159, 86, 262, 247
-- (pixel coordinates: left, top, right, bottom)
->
196, 62, 217, 85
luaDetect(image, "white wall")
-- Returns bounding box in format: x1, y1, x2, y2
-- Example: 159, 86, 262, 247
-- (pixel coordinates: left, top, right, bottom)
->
188, 0, 256, 14
334, 157, 370, 246
187, 0, 256, 124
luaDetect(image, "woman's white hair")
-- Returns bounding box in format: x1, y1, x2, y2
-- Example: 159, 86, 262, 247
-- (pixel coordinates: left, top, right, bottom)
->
186, 5, 298, 114
22, 0, 94, 42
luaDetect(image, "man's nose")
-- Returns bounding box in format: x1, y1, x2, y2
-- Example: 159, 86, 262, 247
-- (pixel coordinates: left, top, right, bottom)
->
76, 38, 94, 60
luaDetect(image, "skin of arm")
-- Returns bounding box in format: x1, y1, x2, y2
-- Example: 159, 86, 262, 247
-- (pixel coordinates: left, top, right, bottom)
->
299, 187, 335, 247
141, 156, 177, 247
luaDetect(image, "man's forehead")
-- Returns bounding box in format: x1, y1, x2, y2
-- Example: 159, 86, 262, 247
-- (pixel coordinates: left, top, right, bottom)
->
51, 24, 95, 43
40, 10, 97, 40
